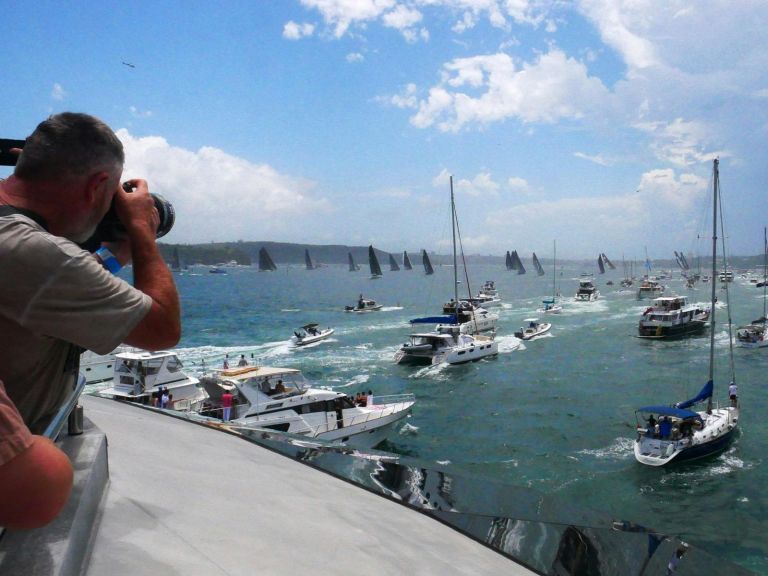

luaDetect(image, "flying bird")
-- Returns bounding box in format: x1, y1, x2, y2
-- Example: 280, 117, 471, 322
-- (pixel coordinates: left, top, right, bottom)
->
122, 61, 135, 68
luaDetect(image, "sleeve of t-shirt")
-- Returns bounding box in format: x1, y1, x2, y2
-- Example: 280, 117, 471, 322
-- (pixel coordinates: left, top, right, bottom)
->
0, 380, 33, 466
1, 220, 152, 355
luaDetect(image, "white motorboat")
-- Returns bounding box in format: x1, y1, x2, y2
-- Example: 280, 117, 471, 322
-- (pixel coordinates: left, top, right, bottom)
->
197, 366, 415, 448
633, 160, 740, 467
394, 325, 498, 366
637, 277, 664, 299
472, 280, 502, 307
440, 300, 498, 334
514, 318, 552, 341
574, 279, 600, 301
98, 349, 206, 411
345, 295, 383, 313
637, 296, 709, 339
736, 228, 768, 349
80, 345, 132, 385
291, 324, 335, 346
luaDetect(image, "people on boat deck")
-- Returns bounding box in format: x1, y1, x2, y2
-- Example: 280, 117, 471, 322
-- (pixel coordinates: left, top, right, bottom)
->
659, 417, 673, 439
358, 294, 365, 309
221, 390, 233, 422
646, 415, 657, 437
729, 382, 738, 407
223, 354, 229, 369
274, 380, 286, 395
238, 354, 248, 367
0, 113, 180, 529
160, 387, 170, 409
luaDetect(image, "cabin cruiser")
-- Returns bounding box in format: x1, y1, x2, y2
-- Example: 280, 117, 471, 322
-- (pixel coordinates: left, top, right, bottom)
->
718, 270, 734, 283
471, 280, 502, 308
441, 300, 498, 333
98, 350, 206, 411
345, 295, 383, 313
394, 324, 498, 366
637, 296, 709, 339
80, 345, 132, 385
197, 366, 415, 448
736, 316, 768, 348
637, 278, 664, 299
514, 318, 552, 341
574, 279, 599, 302
291, 323, 334, 346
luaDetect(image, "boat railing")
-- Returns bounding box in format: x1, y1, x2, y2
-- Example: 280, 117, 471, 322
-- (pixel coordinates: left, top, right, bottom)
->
44, 373, 87, 440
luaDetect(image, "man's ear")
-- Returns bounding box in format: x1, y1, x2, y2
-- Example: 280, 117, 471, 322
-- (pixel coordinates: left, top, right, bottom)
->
83, 171, 111, 207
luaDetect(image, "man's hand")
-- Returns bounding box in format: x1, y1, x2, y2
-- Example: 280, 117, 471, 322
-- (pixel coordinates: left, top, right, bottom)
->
113, 179, 159, 240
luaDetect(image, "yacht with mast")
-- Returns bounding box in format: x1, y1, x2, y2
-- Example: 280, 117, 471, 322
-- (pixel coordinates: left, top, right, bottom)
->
369, 245, 383, 279
402, 250, 413, 270
395, 176, 498, 365
633, 159, 739, 466
540, 241, 562, 313
388, 253, 400, 271
422, 249, 435, 275
348, 251, 360, 271
258, 247, 277, 272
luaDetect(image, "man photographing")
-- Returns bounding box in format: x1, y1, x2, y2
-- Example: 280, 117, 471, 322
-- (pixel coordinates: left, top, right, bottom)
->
0, 112, 180, 528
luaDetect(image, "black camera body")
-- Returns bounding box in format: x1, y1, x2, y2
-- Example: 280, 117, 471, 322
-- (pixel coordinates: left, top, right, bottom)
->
80, 182, 175, 251
0, 139, 25, 166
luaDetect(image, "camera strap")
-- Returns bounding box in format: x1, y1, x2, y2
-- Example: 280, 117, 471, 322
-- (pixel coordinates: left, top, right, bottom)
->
0, 204, 49, 231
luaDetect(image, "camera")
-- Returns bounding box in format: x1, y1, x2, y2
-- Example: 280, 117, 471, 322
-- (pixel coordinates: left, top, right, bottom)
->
80, 182, 175, 251
0, 138, 25, 166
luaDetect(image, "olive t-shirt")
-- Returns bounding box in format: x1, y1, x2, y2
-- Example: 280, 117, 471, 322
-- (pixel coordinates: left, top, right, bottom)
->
0, 214, 152, 433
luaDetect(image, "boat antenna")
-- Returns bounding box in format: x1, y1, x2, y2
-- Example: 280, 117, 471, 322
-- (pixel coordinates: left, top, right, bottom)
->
718, 171, 736, 387
707, 159, 719, 413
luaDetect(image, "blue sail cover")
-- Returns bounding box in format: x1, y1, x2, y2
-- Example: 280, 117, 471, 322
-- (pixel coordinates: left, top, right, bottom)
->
410, 315, 456, 324
636, 406, 702, 421
674, 380, 714, 410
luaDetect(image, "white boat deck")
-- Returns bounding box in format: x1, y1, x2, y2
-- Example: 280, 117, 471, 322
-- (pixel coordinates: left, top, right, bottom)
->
80, 396, 533, 576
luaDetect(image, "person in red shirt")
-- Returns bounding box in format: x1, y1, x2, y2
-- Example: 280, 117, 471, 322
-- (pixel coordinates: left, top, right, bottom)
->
221, 390, 233, 422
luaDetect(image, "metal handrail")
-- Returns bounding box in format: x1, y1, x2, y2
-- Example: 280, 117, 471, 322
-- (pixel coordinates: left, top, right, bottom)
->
43, 374, 87, 440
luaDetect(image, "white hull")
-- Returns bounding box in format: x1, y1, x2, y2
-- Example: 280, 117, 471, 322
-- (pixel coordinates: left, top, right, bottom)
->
515, 323, 552, 341
433, 339, 498, 365
292, 328, 335, 346
574, 291, 599, 302
346, 304, 383, 313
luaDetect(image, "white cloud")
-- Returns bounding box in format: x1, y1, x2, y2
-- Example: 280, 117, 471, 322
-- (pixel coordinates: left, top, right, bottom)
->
346, 52, 365, 63
383, 5, 422, 29
455, 171, 500, 197
634, 118, 723, 167
283, 20, 316, 40
573, 151, 612, 166
117, 130, 329, 243
389, 83, 419, 108
507, 176, 530, 193
410, 50, 610, 131
51, 83, 65, 101
300, 0, 396, 38
129, 106, 153, 119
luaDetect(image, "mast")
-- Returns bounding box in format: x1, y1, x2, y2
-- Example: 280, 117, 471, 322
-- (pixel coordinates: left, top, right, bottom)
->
707, 159, 719, 413
450, 176, 458, 305
763, 227, 767, 320
553, 240, 557, 301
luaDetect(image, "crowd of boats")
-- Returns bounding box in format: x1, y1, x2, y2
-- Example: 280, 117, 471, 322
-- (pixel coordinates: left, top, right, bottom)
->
90, 161, 765, 470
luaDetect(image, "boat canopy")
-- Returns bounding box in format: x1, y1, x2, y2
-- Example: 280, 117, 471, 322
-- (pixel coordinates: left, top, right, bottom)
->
410, 315, 456, 324
301, 323, 319, 330
674, 380, 714, 410
636, 406, 703, 421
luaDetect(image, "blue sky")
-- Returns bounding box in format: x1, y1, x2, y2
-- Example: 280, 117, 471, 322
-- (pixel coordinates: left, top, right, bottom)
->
2, 1, 767, 259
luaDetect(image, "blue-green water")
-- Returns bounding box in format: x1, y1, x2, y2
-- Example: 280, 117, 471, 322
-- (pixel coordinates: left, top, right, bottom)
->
166, 264, 766, 572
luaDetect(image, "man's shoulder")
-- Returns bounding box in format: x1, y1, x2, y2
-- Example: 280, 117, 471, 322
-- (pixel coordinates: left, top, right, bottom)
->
0, 214, 83, 260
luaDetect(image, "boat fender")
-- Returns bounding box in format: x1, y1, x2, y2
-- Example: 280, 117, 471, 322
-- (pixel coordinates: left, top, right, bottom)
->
666, 443, 674, 457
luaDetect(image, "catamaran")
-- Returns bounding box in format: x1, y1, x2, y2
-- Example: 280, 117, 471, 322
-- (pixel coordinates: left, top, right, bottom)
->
395, 176, 498, 365
540, 241, 563, 313
633, 159, 739, 466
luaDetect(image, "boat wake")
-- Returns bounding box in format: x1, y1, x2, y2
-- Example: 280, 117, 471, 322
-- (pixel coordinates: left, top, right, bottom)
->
399, 422, 419, 436
576, 437, 635, 461
380, 306, 404, 312
342, 374, 370, 388
409, 362, 450, 380
281, 308, 301, 312
496, 334, 522, 353
562, 300, 609, 315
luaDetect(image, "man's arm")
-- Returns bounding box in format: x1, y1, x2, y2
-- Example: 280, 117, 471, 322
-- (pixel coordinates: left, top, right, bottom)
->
0, 436, 73, 529
112, 179, 180, 351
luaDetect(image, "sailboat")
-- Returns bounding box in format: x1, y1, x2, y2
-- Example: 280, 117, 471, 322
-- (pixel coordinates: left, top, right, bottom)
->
422, 250, 434, 275
403, 251, 413, 270
532, 253, 545, 276
170, 247, 182, 273
348, 252, 360, 272
633, 159, 739, 466
736, 227, 768, 348
394, 176, 498, 365
597, 254, 606, 275
512, 251, 526, 274
369, 245, 382, 279
389, 254, 400, 271
505, 251, 514, 271
258, 247, 277, 272
601, 253, 616, 270
305, 249, 315, 270
540, 241, 562, 313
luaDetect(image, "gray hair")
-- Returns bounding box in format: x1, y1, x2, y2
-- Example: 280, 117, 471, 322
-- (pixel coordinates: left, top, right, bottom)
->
15, 112, 124, 183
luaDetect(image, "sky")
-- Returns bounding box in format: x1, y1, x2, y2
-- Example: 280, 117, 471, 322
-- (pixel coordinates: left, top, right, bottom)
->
1, 0, 767, 259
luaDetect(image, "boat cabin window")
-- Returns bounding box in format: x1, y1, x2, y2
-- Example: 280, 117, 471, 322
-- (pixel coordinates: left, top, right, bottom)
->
298, 400, 336, 414
166, 357, 183, 372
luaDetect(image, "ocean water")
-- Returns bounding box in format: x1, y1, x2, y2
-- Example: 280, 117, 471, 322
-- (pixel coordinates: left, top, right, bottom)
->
158, 264, 767, 572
